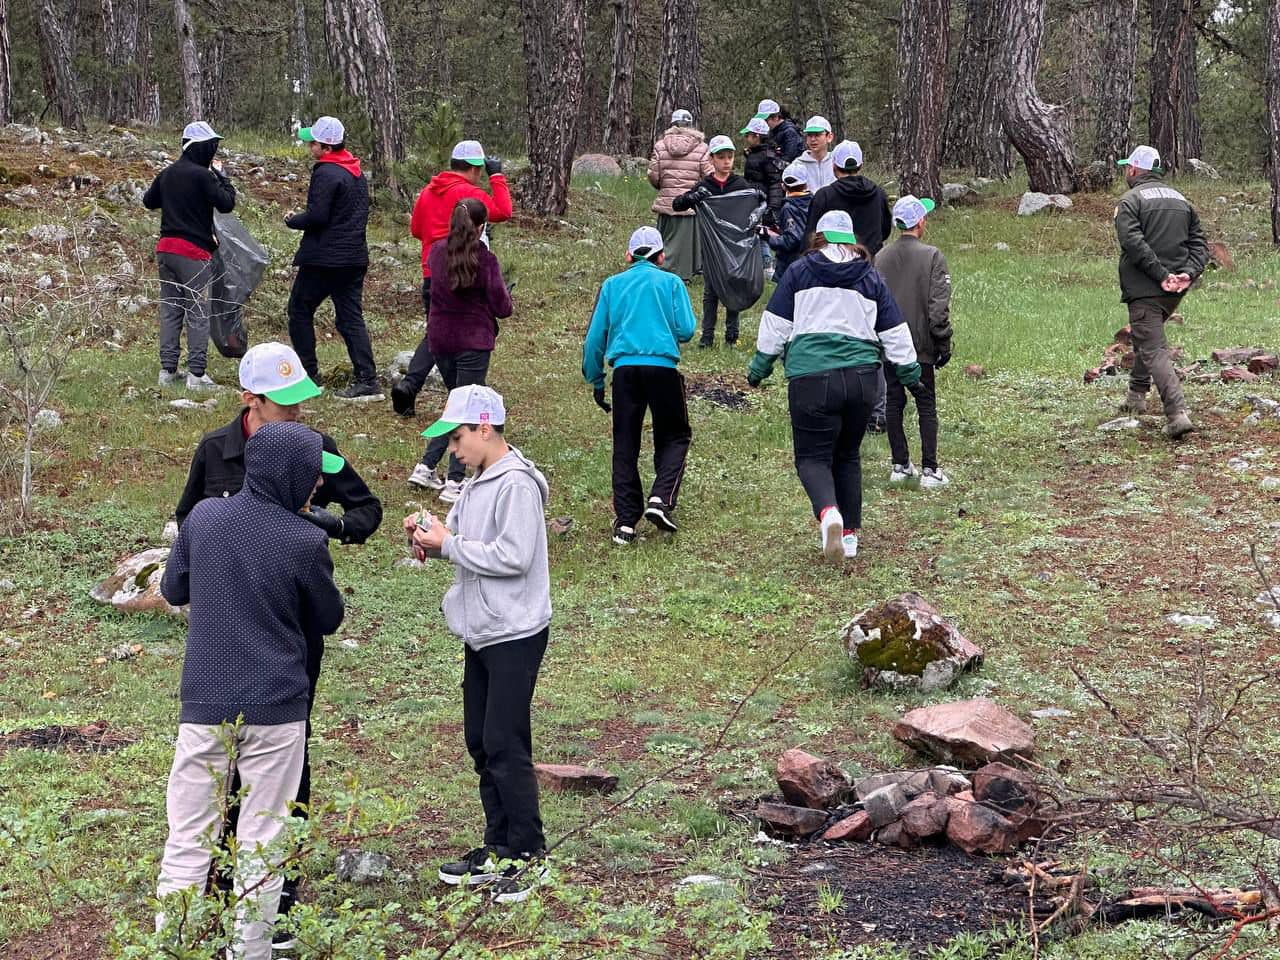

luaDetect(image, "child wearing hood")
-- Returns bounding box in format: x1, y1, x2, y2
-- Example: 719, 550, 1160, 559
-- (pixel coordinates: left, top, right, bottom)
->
766, 162, 812, 281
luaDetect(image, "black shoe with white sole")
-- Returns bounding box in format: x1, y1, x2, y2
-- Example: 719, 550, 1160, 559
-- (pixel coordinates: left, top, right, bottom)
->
334, 381, 385, 402
491, 856, 549, 904
438, 847, 501, 886
612, 523, 636, 545
643, 498, 677, 533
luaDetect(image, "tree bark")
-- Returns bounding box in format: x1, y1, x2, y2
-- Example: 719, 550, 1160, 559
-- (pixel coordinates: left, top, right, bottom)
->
201, 32, 225, 121
36, 0, 84, 128
1149, 0, 1201, 171
943, 0, 1008, 177
173, 0, 203, 120
355, 0, 405, 177
520, 0, 587, 216
811, 0, 844, 137
653, 0, 700, 145
893, 0, 948, 199
324, 0, 366, 99
1094, 0, 1139, 166
1000, 0, 1075, 193
1267, 0, 1280, 244
0, 0, 11, 125
604, 0, 637, 155
1178, 20, 1201, 160
292, 0, 311, 94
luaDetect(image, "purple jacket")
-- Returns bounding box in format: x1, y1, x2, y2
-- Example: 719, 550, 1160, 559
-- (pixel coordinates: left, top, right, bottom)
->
426, 240, 513, 354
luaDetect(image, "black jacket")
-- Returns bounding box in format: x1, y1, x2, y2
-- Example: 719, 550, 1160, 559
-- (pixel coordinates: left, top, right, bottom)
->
175, 410, 383, 545
142, 142, 236, 253
804, 175, 893, 256
286, 155, 370, 268
1115, 171, 1209, 303
161, 421, 344, 726
744, 144, 785, 220
671, 173, 760, 211
770, 119, 804, 164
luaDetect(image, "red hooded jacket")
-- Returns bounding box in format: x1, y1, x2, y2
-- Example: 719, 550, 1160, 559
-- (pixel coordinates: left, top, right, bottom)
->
409, 171, 512, 277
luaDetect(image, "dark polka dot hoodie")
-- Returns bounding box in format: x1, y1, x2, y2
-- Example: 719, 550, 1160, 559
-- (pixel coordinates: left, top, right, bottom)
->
161, 421, 345, 726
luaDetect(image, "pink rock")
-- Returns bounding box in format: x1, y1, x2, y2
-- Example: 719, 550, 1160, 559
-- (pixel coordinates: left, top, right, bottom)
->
892, 698, 1035, 766
944, 796, 1017, 854
875, 820, 917, 849
964, 364, 986, 379
1247, 355, 1278, 375
1221, 366, 1260, 383
534, 763, 619, 795
972, 762, 1041, 815
1212, 347, 1266, 365
775, 748, 849, 810
756, 802, 828, 837
822, 810, 873, 842
900, 792, 951, 841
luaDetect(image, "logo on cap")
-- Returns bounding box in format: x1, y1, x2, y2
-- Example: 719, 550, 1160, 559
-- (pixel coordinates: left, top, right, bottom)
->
277, 360, 293, 378
480, 411, 491, 423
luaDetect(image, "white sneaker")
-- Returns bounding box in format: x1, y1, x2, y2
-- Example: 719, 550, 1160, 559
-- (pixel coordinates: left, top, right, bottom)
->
841, 533, 858, 559
158, 368, 184, 387
889, 463, 917, 483
920, 467, 950, 489
439, 479, 464, 504
408, 463, 445, 490
186, 372, 219, 391
819, 509, 844, 561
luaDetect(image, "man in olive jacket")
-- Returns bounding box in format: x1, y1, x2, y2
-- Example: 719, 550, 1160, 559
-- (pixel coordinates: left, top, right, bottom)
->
1114, 145, 1208, 439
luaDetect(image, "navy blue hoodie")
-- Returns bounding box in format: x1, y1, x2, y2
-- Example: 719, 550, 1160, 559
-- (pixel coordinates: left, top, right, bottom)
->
162, 421, 345, 726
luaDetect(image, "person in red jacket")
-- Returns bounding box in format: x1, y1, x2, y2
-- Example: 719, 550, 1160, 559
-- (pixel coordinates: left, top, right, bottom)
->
394, 140, 512, 416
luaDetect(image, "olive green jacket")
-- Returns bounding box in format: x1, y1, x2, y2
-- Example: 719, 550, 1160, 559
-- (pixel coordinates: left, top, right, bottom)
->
1115, 171, 1209, 303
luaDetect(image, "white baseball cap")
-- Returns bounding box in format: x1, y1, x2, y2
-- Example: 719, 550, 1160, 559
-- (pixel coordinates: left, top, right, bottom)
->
708, 135, 735, 155
181, 121, 221, 147
803, 116, 833, 135
755, 98, 781, 118
451, 140, 486, 166
238, 341, 323, 406
781, 161, 808, 188
893, 195, 936, 228
816, 210, 857, 245
740, 117, 770, 136
1118, 145, 1161, 171
298, 116, 345, 145
671, 109, 694, 125
832, 140, 864, 170
627, 225, 664, 259
423, 384, 507, 438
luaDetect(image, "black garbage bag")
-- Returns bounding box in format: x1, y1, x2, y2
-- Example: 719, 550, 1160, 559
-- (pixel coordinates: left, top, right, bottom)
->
208, 212, 269, 359
694, 190, 767, 313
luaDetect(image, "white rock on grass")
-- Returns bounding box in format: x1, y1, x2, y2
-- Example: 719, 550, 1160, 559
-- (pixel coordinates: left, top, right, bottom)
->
1098, 417, 1140, 431
1260, 477, 1280, 491
1167, 613, 1217, 630
1017, 192, 1072, 216
28, 224, 72, 244
34, 408, 62, 429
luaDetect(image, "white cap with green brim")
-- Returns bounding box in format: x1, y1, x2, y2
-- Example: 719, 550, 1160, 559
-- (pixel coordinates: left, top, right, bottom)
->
740, 117, 770, 136
451, 140, 486, 166
239, 341, 322, 406
708, 135, 735, 155
423, 384, 507, 439
816, 210, 857, 245
804, 116, 832, 135
1118, 145, 1161, 171
755, 98, 781, 119
298, 116, 345, 145
893, 195, 935, 228
831, 140, 863, 170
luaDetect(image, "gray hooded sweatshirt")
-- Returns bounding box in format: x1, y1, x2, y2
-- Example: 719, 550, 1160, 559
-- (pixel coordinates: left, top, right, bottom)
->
440, 445, 551, 650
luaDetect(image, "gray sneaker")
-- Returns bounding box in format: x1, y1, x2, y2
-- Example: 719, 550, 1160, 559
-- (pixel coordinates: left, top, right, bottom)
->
408, 463, 445, 491
1118, 390, 1147, 415
186, 372, 219, 391
1165, 411, 1194, 439
158, 368, 184, 387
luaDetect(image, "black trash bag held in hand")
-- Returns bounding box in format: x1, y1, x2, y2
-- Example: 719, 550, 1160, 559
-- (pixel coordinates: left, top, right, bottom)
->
693, 190, 767, 313
208, 212, 270, 359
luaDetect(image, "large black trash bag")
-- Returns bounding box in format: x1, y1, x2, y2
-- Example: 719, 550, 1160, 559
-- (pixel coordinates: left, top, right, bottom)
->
694, 190, 767, 313
208, 212, 269, 359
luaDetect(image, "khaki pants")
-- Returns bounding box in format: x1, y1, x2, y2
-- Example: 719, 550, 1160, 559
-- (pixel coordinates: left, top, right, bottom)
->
156, 721, 306, 960
1127, 297, 1185, 417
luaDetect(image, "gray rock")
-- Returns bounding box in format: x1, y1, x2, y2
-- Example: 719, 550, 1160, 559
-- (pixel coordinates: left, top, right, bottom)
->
28, 224, 72, 244
862, 783, 909, 828
942, 182, 976, 204
1257, 588, 1280, 608
1167, 613, 1216, 630
1186, 158, 1220, 180
0, 578, 16, 593
34, 408, 62, 429
1017, 192, 1072, 216
1264, 611, 1280, 631
104, 180, 146, 206
572, 153, 624, 177
335, 848, 389, 883
1227, 457, 1250, 473
842, 593, 983, 694
1029, 708, 1073, 720
1097, 417, 1140, 431
35, 274, 54, 290
1261, 476, 1280, 492
90, 547, 186, 617
969, 177, 995, 191
993, 242, 1010, 251
340, 637, 359, 650
394, 556, 424, 569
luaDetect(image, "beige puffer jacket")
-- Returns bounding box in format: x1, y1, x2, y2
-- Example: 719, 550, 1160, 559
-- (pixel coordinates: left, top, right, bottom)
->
647, 127, 713, 216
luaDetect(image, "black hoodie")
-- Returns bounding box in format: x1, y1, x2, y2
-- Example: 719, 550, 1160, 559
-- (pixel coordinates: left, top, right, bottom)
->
162, 421, 345, 726
804, 175, 893, 257
142, 141, 236, 253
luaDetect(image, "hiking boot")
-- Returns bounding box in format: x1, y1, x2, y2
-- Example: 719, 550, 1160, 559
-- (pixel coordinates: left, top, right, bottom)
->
819, 509, 844, 561
186, 372, 219, 391
643, 497, 677, 533
391, 382, 416, 417
612, 523, 636, 545
439, 479, 464, 504
1165, 411, 1195, 439
1119, 390, 1148, 415
333, 381, 385, 402
158, 368, 185, 387
437, 847, 500, 886
841, 533, 858, 559
408, 463, 445, 491
491, 858, 549, 904
920, 467, 951, 489
889, 463, 916, 483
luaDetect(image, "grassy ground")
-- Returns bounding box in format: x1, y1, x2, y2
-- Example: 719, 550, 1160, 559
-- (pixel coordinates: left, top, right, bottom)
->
2, 132, 1280, 958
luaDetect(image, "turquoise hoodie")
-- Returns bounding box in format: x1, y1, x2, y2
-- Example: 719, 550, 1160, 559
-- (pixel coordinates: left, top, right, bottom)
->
582, 259, 698, 389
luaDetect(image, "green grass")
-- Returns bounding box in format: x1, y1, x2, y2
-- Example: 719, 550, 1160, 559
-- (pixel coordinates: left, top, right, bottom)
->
3, 151, 1280, 958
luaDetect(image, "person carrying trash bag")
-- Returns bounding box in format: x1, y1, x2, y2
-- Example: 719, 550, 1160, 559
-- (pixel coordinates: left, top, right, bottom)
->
647, 108, 713, 282
746, 210, 923, 562
143, 120, 237, 391
207, 211, 270, 360
672, 135, 765, 348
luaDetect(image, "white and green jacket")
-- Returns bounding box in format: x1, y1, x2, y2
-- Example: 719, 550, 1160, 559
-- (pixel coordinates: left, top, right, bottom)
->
748, 247, 922, 386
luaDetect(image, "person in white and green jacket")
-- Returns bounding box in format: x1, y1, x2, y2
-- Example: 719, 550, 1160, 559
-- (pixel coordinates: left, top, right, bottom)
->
747, 210, 923, 561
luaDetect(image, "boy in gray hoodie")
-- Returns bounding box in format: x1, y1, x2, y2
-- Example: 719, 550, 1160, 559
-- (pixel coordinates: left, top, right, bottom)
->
404, 384, 551, 903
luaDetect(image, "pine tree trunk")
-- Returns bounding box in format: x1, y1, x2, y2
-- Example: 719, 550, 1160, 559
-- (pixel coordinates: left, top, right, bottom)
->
653, 0, 700, 145
1178, 21, 1201, 159
520, 0, 587, 216
324, 0, 366, 100
201, 32, 225, 121
1000, 0, 1075, 193
1150, 0, 1201, 171
36, 0, 84, 128
1267, 0, 1280, 244
0, 0, 11, 125
173, 0, 203, 120
943, 0, 1008, 177
894, 0, 948, 199
1064, 4, 1096, 144
1094, 0, 1139, 166
355, 0, 405, 179
604, 0, 637, 155
292, 0, 311, 94
811, 0, 844, 136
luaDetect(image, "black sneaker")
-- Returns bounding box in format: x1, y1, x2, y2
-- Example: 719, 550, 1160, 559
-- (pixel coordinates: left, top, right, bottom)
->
391, 382, 416, 417
612, 523, 636, 545
334, 381, 385, 402
438, 846, 500, 886
491, 857, 549, 904
643, 498, 677, 533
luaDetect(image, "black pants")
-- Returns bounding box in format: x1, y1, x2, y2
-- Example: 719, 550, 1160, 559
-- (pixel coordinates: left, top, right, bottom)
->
701, 287, 740, 345
287, 265, 377, 383
421, 350, 491, 480
886, 363, 938, 470
463, 628, 548, 858
788, 365, 877, 528
401, 277, 435, 397
610, 365, 692, 526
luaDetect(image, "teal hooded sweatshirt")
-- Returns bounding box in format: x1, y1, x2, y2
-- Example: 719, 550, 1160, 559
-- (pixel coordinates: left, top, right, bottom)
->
582, 259, 698, 389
